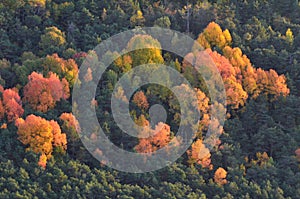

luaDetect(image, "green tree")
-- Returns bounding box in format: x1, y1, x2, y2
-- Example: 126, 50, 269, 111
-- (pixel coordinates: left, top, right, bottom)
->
39, 27, 66, 55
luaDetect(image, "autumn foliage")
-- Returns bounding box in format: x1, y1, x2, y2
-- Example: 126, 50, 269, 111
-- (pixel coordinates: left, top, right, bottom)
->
15, 114, 67, 168
0, 85, 24, 122
39, 26, 66, 49
192, 22, 289, 108
23, 72, 70, 112
135, 120, 172, 153
0, 100, 4, 120
43, 53, 79, 86
187, 139, 212, 169
295, 148, 300, 162
28, 0, 46, 8
132, 91, 149, 110
126, 34, 164, 67
60, 113, 80, 133
196, 22, 232, 49
206, 49, 248, 108
38, 153, 47, 168
59, 113, 80, 142
214, 167, 227, 185
50, 120, 67, 151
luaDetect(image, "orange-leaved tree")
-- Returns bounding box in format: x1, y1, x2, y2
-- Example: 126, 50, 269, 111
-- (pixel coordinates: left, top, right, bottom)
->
59, 113, 80, 142
214, 167, 227, 185
15, 114, 67, 168
59, 113, 80, 137
187, 139, 212, 169
132, 91, 149, 110
196, 22, 289, 102
182, 49, 247, 109
134, 116, 172, 153
205, 49, 248, 108
59, 113, 80, 154
23, 72, 70, 112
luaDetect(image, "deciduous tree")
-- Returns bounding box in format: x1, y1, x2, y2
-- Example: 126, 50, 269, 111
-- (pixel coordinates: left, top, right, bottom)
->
187, 139, 212, 169
23, 72, 70, 112
196, 22, 232, 50
60, 112, 80, 143
132, 91, 149, 110
135, 122, 171, 153
43, 54, 79, 86
15, 114, 67, 168
15, 115, 54, 159
126, 34, 164, 67
27, 0, 46, 8
214, 167, 227, 185
0, 87, 24, 122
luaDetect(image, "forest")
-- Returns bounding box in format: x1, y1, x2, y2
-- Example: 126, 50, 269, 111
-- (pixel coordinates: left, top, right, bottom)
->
1, 0, 300, 198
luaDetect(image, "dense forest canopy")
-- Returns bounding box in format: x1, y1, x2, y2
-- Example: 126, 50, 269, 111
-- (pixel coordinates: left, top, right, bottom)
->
1, 0, 300, 198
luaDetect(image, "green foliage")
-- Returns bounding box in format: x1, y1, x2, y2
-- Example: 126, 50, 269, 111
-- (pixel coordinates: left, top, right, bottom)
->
154, 16, 171, 28
0, 0, 300, 198
39, 27, 66, 56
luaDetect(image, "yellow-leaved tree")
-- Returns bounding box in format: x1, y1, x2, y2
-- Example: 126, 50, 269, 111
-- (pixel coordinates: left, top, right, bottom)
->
15, 114, 67, 168
196, 22, 232, 50
126, 34, 164, 67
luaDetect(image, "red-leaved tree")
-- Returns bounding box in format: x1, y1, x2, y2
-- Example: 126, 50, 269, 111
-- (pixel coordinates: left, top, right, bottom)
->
0, 86, 24, 122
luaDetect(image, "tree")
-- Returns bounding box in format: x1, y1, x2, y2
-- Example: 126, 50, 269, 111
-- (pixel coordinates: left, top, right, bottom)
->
154, 16, 171, 28
295, 148, 300, 162
27, 0, 46, 8
60, 113, 80, 135
183, 49, 248, 109
187, 139, 212, 169
50, 120, 67, 153
52, 2, 75, 27
222, 46, 252, 71
195, 22, 290, 102
126, 34, 164, 67
130, 10, 145, 27
38, 153, 47, 168
0, 86, 24, 122
43, 54, 79, 86
15, 115, 54, 161
39, 27, 66, 55
114, 54, 132, 74
196, 22, 232, 50
214, 167, 227, 185
84, 67, 93, 82
256, 68, 290, 99
206, 49, 248, 108
224, 77, 248, 108
132, 91, 149, 110
15, 114, 67, 168
285, 28, 294, 44
135, 121, 171, 153
59, 113, 80, 156
194, 88, 211, 134
23, 72, 70, 112
0, 100, 4, 120
222, 46, 290, 100
0, 0, 24, 11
